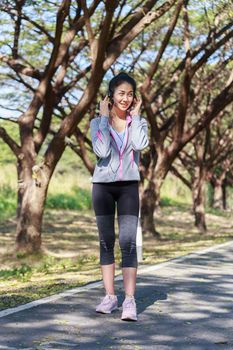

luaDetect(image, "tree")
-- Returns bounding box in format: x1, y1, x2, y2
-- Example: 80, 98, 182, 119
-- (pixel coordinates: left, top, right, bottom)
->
138, 0, 233, 235
171, 111, 233, 232
0, 0, 178, 251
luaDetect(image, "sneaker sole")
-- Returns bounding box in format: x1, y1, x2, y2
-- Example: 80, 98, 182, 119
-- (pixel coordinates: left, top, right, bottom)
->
121, 317, 138, 322
96, 306, 118, 314
121, 315, 137, 321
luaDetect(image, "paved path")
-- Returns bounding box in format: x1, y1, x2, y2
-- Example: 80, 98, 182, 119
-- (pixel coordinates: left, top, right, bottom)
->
0, 241, 233, 350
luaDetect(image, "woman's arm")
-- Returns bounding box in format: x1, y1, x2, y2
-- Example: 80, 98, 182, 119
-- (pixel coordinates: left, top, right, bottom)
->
90, 116, 111, 158
131, 116, 149, 151
129, 96, 149, 151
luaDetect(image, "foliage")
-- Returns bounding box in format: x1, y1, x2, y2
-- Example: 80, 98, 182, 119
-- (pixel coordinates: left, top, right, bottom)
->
0, 184, 92, 220
46, 186, 92, 210
0, 185, 16, 220
160, 173, 192, 205
0, 121, 19, 164
0, 0, 232, 245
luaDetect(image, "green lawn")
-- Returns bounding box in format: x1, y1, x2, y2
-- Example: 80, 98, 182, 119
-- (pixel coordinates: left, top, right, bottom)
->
0, 147, 232, 311
0, 206, 232, 311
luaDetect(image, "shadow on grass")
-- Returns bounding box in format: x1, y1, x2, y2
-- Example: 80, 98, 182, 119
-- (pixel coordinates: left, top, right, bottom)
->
0, 206, 233, 315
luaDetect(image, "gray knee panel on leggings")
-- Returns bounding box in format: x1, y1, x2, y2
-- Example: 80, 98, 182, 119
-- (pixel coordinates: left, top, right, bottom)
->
96, 215, 115, 265
118, 215, 138, 268
96, 214, 138, 268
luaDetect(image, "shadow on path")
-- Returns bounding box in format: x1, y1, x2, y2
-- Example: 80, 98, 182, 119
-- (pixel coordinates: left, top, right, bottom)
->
0, 242, 233, 349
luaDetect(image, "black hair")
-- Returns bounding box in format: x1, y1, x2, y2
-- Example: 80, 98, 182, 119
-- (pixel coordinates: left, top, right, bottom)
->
108, 72, 136, 101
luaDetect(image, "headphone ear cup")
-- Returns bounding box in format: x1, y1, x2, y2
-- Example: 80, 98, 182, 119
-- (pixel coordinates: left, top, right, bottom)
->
108, 91, 113, 105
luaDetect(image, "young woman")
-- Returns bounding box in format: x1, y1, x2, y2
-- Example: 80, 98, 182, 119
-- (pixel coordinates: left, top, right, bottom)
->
90, 72, 149, 321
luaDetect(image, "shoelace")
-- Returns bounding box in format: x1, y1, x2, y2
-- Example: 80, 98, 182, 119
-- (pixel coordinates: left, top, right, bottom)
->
102, 295, 115, 305
124, 298, 135, 309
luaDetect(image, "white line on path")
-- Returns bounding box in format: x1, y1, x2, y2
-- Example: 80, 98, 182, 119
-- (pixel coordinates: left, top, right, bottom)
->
0, 240, 232, 319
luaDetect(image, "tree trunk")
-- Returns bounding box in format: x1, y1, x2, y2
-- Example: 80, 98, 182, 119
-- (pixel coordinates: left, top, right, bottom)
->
16, 160, 50, 252
192, 166, 207, 233
141, 177, 161, 238
212, 180, 224, 210
222, 181, 227, 210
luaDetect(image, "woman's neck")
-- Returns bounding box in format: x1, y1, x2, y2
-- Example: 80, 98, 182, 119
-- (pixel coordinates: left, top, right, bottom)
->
110, 106, 127, 120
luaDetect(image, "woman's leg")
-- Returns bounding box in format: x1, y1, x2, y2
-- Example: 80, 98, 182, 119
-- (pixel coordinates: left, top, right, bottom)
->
117, 182, 139, 297
92, 183, 116, 296
122, 267, 137, 296
101, 263, 115, 295
116, 181, 139, 320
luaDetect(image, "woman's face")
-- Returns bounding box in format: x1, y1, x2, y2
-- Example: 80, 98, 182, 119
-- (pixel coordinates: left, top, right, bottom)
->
112, 82, 134, 112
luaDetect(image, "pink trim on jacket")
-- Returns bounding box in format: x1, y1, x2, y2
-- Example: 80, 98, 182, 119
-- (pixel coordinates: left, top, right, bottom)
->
109, 115, 132, 180
96, 130, 102, 141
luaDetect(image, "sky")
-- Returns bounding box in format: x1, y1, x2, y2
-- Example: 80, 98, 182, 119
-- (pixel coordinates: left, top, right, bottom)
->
0, 0, 232, 122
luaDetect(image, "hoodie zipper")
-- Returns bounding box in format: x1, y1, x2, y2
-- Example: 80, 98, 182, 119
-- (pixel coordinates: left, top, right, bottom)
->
110, 116, 131, 180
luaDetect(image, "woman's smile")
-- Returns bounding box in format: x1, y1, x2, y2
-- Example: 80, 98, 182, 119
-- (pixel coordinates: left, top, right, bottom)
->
119, 102, 130, 108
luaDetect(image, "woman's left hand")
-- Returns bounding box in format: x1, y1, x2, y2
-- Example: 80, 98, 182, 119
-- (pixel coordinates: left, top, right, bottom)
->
129, 96, 142, 117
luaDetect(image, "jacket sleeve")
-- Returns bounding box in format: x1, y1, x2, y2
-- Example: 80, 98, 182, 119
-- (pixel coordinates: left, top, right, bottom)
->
90, 116, 111, 158
131, 116, 149, 151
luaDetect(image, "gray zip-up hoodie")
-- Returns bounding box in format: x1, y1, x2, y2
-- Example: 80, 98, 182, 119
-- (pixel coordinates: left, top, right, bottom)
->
90, 114, 149, 183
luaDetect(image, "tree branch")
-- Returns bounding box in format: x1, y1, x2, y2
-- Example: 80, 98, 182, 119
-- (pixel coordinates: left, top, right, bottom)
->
141, 0, 184, 92
104, 0, 178, 70
152, 20, 233, 103
174, 0, 191, 139
190, 28, 233, 78
53, 0, 101, 69
170, 164, 191, 189
80, 0, 95, 50
0, 105, 24, 113
73, 126, 95, 174
0, 54, 42, 80
183, 79, 233, 145
20, 14, 55, 44
0, 127, 21, 157
12, 0, 26, 58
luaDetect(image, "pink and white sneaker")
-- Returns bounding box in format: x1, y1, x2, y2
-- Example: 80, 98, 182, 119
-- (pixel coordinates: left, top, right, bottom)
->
96, 294, 118, 314
121, 296, 137, 321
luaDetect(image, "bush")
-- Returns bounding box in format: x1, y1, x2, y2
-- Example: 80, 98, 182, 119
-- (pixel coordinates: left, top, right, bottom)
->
0, 184, 91, 219
0, 185, 16, 219
46, 186, 91, 210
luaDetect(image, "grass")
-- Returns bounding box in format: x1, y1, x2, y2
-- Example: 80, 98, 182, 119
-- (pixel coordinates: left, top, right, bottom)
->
0, 164, 92, 219
0, 185, 17, 220
46, 186, 92, 210
0, 184, 92, 219
0, 206, 232, 311
0, 160, 232, 311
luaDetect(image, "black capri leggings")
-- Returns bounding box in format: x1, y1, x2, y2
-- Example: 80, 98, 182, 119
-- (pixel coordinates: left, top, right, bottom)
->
92, 181, 139, 268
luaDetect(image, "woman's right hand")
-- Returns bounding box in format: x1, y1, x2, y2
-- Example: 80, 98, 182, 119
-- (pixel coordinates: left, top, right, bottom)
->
99, 96, 110, 117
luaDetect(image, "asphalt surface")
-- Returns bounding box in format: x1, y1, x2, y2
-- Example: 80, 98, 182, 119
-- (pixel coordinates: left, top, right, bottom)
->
0, 241, 233, 350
